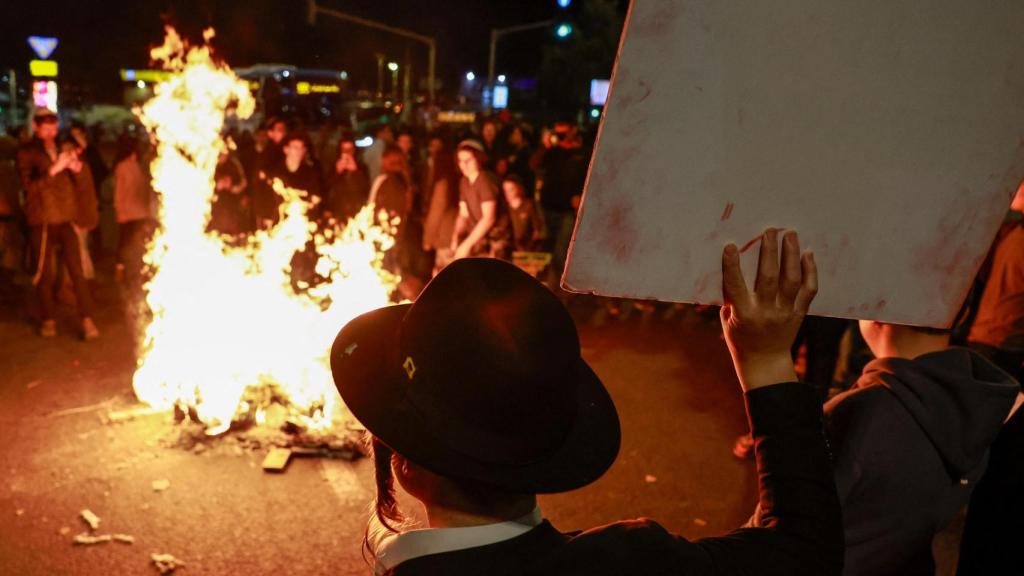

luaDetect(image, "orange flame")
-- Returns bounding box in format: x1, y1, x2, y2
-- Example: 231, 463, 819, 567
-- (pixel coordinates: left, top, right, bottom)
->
132, 27, 399, 434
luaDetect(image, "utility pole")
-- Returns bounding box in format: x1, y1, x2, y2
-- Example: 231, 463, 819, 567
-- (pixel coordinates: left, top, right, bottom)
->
7, 70, 17, 127
388, 62, 399, 100
307, 0, 437, 104
402, 62, 412, 106
488, 19, 555, 89
375, 54, 386, 99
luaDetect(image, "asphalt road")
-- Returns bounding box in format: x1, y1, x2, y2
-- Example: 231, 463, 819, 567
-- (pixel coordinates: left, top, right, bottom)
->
0, 274, 960, 575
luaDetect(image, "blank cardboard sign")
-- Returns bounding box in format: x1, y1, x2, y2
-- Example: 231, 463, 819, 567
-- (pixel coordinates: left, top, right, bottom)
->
564, 0, 1024, 327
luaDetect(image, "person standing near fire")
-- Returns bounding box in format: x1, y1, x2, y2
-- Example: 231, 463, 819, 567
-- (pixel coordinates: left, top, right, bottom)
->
266, 132, 324, 222
112, 136, 156, 285
325, 134, 370, 226
0, 135, 23, 306
60, 139, 98, 284
451, 140, 510, 260
538, 122, 588, 277
252, 117, 288, 229
210, 148, 249, 236
17, 109, 99, 339
421, 148, 459, 274
502, 174, 545, 252
369, 145, 413, 276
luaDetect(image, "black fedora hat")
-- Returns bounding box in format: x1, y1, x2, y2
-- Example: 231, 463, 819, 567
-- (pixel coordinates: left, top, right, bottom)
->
330, 258, 620, 494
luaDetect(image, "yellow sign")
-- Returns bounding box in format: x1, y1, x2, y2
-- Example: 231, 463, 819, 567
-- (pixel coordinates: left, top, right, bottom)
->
119, 69, 173, 84
512, 251, 553, 278
30, 60, 58, 77
296, 81, 340, 95
437, 111, 477, 124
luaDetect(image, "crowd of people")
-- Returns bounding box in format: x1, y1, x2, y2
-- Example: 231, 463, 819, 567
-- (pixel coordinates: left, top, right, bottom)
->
210, 115, 589, 297
0, 109, 160, 339
0, 109, 593, 336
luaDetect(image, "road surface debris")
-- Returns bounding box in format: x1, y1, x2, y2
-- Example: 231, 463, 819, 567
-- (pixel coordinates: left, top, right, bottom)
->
152, 552, 186, 574
80, 509, 101, 531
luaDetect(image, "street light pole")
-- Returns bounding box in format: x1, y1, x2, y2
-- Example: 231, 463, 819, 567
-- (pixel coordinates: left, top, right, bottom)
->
388, 62, 400, 100
375, 54, 385, 98
487, 19, 555, 88
308, 0, 437, 104
7, 70, 17, 127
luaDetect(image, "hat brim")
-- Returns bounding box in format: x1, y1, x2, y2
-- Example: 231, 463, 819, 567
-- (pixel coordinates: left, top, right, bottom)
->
331, 304, 620, 494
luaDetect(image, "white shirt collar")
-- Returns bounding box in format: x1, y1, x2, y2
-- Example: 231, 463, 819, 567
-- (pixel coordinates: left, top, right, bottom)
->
374, 507, 544, 574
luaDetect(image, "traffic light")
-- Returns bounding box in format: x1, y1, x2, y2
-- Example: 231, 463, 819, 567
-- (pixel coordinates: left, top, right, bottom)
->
555, 0, 573, 39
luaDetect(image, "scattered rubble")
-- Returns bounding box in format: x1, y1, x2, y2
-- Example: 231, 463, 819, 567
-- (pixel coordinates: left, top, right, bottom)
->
73, 532, 135, 546
262, 448, 292, 472
644, 474, 658, 483
70, 507, 135, 547
80, 509, 101, 531
152, 552, 186, 574
152, 479, 171, 492
15, 509, 24, 516
158, 408, 367, 468
103, 405, 165, 425
693, 518, 708, 527
48, 397, 119, 418
73, 533, 112, 545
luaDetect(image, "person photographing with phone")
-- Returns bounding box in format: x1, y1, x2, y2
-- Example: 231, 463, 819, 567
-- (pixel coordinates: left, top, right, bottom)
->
330, 228, 842, 575
17, 109, 99, 340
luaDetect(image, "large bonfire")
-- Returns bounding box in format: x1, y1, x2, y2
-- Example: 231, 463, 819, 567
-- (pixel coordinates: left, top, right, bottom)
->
131, 27, 398, 435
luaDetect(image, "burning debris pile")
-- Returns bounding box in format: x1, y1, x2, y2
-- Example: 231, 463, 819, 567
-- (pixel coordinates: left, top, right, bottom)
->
130, 28, 399, 441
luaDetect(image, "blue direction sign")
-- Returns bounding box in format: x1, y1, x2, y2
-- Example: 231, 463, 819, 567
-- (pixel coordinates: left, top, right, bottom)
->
27, 36, 58, 60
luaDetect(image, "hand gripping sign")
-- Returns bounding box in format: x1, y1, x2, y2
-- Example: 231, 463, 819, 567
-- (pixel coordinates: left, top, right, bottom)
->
565, 0, 1024, 327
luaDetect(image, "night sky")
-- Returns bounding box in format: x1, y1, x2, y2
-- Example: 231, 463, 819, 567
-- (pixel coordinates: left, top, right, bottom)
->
1, 0, 629, 102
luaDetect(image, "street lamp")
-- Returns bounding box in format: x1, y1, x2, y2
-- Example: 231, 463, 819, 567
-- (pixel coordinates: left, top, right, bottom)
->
466, 71, 476, 82
388, 62, 400, 99
497, 74, 507, 84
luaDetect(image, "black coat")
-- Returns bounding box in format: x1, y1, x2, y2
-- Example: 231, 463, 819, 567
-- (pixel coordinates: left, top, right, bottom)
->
384, 383, 844, 576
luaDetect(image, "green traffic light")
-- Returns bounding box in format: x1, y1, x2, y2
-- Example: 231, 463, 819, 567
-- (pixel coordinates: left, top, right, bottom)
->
556, 23, 573, 38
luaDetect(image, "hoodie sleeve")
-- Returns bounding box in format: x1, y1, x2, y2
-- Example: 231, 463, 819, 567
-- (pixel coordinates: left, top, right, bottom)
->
694, 382, 844, 576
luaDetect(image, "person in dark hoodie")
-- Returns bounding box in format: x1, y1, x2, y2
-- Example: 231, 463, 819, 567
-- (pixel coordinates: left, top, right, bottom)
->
822, 321, 1022, 576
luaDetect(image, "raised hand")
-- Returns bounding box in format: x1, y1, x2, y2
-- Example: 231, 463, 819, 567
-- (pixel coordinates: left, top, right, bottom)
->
49, 151, 73, 176
720, 228, 818, 391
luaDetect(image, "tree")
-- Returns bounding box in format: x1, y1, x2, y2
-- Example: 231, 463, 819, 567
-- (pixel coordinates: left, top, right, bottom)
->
539, 0, 625, 117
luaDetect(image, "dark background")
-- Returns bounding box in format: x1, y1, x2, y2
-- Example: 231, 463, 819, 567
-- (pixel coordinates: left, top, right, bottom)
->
1, 0, 630, 108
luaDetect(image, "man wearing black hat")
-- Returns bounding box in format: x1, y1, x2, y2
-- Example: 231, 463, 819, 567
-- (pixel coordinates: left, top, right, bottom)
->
331, 229, 842, 575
